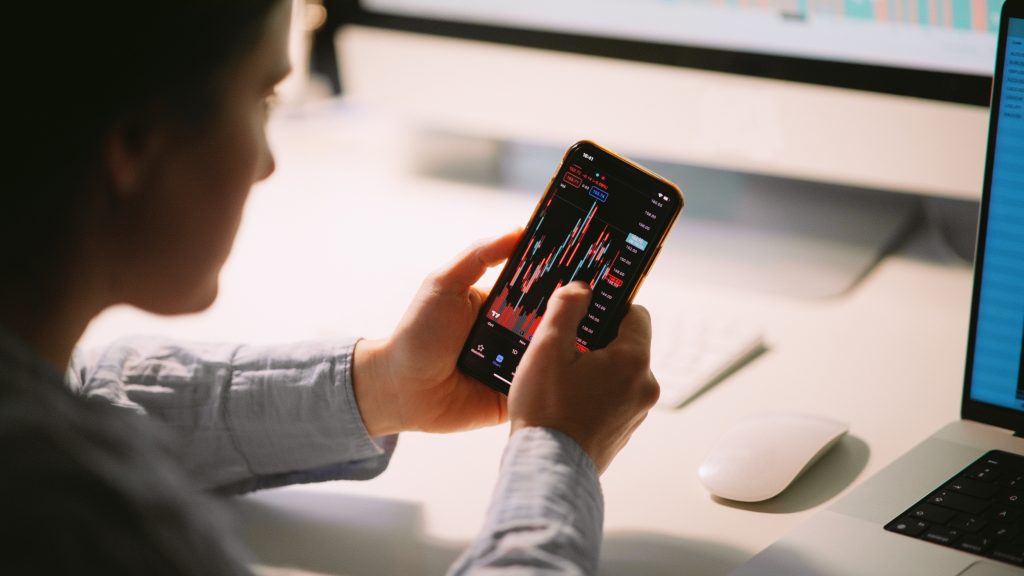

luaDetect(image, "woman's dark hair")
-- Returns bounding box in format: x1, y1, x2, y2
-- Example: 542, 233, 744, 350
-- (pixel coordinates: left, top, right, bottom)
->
4, 1, 282, 296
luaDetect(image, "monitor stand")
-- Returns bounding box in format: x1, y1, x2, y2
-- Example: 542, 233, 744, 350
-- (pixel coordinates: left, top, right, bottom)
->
412, 132, 924, 299
641, 160, 924, 299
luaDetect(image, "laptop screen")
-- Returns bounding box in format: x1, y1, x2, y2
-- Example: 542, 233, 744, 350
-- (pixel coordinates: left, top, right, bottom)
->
967, 15, 1024, 415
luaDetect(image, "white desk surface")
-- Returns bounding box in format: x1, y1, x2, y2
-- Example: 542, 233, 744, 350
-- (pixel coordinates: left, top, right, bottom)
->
81, 103, 976, 576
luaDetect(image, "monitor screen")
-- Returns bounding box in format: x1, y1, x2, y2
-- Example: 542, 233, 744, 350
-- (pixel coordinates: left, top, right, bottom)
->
361, 0, 1003, 103
338, 0, 994, 202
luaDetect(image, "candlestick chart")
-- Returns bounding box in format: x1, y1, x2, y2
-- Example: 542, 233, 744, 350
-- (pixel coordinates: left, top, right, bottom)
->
487, 194, 622, 340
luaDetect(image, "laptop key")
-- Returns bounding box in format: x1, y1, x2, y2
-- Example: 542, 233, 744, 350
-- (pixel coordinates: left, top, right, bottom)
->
996, 489, 1024, 507
997, 475, 1024, 490
988, 507, 1022, 523
947, 477, 1000, 499
985, 524, 1020, 541
992, 536, 1024, 565
969, 464, 1002, 482
923, 526, 961, 545
949, 513, 988, 533
929, 490, 990, 515
957, 535, 994, 554
991, 548, 1024, 567
909, 503, 957, 524
885, 517, 930, 536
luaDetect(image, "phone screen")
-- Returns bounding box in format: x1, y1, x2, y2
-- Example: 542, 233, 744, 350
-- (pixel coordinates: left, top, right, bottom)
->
458, 141, 683, 393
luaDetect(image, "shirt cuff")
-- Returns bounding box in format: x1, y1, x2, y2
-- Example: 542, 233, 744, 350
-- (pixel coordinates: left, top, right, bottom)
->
448, 426, 604, 575
223, 339, 397, 492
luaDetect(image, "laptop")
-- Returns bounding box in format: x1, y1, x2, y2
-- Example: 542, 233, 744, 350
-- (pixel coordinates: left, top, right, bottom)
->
733, 2, 1024, 575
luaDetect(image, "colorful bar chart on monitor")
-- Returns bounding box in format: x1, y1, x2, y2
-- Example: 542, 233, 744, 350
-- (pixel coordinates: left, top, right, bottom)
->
366, 0, 1004, 75
686, 0, 1003, 31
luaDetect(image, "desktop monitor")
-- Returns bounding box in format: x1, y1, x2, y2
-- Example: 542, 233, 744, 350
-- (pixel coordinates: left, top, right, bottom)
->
323, 0, 1001, 296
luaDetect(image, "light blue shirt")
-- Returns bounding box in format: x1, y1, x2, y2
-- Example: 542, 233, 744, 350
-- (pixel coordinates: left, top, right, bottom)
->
1, 331, 602, 574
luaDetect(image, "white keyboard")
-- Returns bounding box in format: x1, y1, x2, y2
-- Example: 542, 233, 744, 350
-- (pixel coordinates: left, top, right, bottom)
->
649, 305, 765, 409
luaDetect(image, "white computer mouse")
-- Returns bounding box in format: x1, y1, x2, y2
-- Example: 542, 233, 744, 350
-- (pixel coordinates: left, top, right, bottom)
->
698, 411, 849, 502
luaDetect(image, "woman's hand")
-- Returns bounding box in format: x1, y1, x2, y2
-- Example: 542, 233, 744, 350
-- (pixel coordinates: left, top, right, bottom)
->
353, 230, 521, 436
353, 231, 659, 476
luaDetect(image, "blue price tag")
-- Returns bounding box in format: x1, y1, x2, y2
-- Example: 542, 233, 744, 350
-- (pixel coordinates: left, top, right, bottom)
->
626, 233, 648, 251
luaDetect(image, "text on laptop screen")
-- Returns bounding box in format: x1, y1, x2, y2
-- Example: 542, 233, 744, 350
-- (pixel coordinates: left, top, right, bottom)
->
970, 17, 1024, 411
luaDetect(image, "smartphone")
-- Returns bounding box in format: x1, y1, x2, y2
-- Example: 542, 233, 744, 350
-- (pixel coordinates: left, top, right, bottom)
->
457, 140, 684, 394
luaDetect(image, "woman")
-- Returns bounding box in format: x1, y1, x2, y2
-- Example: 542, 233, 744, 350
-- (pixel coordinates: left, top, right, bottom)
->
2, 1, 659, 573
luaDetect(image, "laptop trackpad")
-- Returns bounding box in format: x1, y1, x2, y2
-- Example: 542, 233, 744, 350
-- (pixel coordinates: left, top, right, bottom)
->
958, 562, 1023, 576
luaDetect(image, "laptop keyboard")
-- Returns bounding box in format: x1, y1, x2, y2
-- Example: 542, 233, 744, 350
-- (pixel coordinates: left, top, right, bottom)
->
885, 450, 1024, 567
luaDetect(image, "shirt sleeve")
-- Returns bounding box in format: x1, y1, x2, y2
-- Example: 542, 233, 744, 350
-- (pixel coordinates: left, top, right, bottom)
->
68, 336, 397, 494
447, 427, 604, 576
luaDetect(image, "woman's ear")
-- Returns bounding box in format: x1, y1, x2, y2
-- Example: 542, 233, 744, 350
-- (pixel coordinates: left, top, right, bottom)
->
103, 113, 167, 199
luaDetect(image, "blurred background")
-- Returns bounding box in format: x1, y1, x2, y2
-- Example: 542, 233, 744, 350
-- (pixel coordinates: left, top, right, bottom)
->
281, 0, 997, 299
